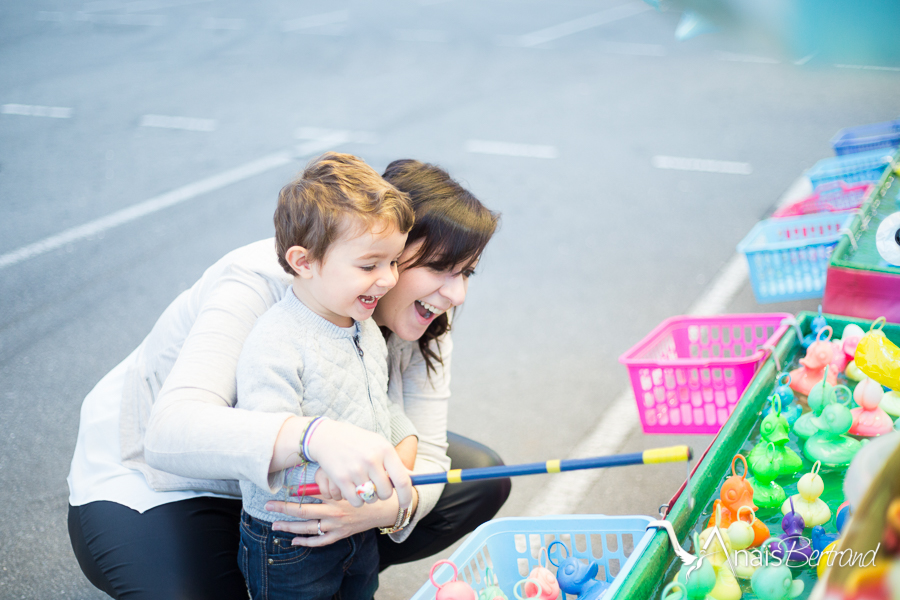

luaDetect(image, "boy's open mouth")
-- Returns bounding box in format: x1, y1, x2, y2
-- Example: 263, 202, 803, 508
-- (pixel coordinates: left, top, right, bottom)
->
358, 295, 380, 309
415, 300, 441, 320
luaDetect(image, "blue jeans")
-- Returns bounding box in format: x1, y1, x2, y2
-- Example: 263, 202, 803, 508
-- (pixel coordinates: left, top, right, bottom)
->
239, 511, 379, 600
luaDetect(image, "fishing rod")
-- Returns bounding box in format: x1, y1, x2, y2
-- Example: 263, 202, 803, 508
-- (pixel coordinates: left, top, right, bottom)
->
287, 445, 692, 498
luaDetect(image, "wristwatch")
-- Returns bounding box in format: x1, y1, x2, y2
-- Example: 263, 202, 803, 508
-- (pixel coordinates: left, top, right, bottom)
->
379, 504, 414, 535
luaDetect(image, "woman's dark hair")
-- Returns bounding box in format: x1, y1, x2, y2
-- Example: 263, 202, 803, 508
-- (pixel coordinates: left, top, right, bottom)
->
382, 159, 500, 375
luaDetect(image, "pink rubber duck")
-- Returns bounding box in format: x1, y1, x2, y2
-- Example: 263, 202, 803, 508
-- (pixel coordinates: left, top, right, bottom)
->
849, 377, 893, 437
829, 339, 849, 374
790, 327, 839, 400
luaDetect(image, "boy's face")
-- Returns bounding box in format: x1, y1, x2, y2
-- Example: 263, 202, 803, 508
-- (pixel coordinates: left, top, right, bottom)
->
303, 222, 407, 327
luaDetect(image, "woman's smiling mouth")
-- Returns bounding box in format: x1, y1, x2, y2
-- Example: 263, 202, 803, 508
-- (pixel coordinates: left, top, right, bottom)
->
415, 300, 444, 320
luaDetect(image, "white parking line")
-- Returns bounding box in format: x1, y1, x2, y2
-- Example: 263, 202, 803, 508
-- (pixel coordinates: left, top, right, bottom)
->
295, 127, 378, 145
716, 51, 779, 64
515, 3, 651, 47
2, 104, 72, 118
524, 177, 812, 517
282, 10, 349, 32
835, 64, 900, 72
73, 12, 166, 25
465, 140, 558, 159
652, 156, 753, 175
140, 114, 217, 132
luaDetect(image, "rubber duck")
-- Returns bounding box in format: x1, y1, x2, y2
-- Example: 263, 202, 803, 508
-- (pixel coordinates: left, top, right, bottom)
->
513, 578, 543, 600
769, 499, 813, 563
845, 360, 866, 381
431, 560, 477, 600
801, 306, 827, 348
849, 377, 894, 437
522, 549, 559, 600
881, 390, 900, 418
782, 461, 831, 527
478, 568, 508, 600
855, 317, 900, 391
790, 328, 838, 402
707, 455, 769, 547
841, 323, 866, 359
547, 541, 609, 600
748, 395, 803, 480
752, 538, 805, 600
804, 389, 863, 467
829, 338, 850, 374
727, 507, 760, 580
792, 374, 839, 440
662, 534, 718, 600
699, 505, 741, 600
747, 442, 786, 509
760, 373, 802, 425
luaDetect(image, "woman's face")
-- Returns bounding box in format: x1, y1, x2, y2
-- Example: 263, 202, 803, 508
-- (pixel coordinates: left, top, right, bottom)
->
373, 241, 475, 341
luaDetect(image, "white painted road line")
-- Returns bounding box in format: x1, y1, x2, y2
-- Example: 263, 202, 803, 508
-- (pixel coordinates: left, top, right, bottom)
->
0, 134, 359, 271
835, 64, 900, 72
652, 156, 753, 175
295, 127, 378, 145
716, 51, 779, 64
73, 12, 166, 26
2, 104, 72, 118
525, 390, 638, 516
465, 139, 558, 159
0, 152, 291, 271
140, 114, 217, 132
282, 10, 349, 32
516, 3, 651, 47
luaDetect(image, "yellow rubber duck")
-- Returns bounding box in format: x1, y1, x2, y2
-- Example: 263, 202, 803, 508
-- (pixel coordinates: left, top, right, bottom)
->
727, 506, 759, 580
700, 505, 742, 600
781, 461, 831, 527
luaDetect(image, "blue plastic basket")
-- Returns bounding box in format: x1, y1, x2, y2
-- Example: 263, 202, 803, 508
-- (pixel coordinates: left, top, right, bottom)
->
805, 148, 894, 188
737, 212, 855, 304
409, 515, 655, 600
830, 118, 900, 156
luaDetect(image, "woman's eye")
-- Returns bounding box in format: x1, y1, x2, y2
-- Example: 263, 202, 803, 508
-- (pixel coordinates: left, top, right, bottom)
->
390, 260, 399, 268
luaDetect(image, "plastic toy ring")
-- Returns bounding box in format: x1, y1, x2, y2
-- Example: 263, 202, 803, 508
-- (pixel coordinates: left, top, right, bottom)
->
546, 540, 570, 568
816, 325, 834, 342
430, 559, 459, 588
778, 372, 791, 386
731, 454, 749, 480
355, 481, 377, 503
514, 578, 542, 600
736, 505, 756, 525
833, 385, 853, 407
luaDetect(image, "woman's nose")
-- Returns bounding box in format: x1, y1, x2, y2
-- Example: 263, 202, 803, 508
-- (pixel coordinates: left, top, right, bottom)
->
440, 274, 467, 306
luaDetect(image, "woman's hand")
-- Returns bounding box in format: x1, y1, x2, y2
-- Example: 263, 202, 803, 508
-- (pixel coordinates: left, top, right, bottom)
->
265, 495, 396, 548
305, 419, 413, 508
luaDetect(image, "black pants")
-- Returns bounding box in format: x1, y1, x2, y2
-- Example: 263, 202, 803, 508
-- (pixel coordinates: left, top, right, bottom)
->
68, 434, 510, 599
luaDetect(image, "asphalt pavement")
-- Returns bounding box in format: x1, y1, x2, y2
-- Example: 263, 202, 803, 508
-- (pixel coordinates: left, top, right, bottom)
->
1, 1, 899, 598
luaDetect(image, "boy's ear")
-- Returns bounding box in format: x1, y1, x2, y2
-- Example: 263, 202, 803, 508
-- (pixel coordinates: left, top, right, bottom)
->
285, 246, 315, 279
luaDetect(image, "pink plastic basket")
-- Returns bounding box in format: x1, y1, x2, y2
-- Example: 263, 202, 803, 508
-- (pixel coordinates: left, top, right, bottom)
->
618, 314, 792, 435
771, 181, 873, 218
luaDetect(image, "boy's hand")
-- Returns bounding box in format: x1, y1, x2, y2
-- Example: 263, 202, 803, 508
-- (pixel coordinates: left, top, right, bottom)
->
394, 435, 418, 471
314, 467, 343, 501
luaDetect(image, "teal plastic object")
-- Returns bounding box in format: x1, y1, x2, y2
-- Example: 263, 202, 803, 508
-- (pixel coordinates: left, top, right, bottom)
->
409, 516, 655, 600
737, 213, 855, 303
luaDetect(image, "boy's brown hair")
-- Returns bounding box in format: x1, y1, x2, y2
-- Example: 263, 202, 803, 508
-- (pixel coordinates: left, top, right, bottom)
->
275, 152, 415, 275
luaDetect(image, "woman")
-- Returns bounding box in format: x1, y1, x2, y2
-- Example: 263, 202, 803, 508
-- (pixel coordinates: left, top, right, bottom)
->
66, 158, 508, 599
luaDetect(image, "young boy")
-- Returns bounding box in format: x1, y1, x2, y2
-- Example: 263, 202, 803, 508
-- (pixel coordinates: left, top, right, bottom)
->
235, 152, 419, 600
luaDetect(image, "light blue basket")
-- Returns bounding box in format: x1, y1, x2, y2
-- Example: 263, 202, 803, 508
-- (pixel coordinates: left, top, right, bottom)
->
409, 515, 654, 600
737, 212, 855, 304
805, 148, 894, 188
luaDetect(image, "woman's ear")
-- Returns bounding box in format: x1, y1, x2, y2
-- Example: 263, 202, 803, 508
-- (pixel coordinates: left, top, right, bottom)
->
285, 246, 314, 279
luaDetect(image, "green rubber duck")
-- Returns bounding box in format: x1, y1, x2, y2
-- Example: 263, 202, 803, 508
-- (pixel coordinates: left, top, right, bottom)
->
748, 395, 803, 479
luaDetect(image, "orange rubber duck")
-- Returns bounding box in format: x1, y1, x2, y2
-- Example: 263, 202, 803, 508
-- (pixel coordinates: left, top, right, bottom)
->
707, 455, 770, 547
790, 327, 839, 400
